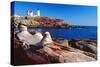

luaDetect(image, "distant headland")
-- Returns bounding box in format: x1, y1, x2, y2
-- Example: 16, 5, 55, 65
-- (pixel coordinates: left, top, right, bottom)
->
11, 9, 86, 28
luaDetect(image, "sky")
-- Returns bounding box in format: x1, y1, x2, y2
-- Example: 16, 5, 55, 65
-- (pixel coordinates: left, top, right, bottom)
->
11, 1, 97, 26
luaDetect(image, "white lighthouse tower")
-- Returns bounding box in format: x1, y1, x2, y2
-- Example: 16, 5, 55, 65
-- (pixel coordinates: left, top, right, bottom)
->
27, 10, 33, 17
37, 8, 40, 16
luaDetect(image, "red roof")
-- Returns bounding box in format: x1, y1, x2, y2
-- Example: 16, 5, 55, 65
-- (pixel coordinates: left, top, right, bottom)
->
28, 10, 32, 13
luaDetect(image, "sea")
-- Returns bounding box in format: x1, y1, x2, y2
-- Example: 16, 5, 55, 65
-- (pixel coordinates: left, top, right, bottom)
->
15, 26, 97, 40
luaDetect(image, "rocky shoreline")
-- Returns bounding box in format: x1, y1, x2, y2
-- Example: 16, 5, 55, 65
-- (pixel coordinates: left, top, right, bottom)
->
12, 25, 97, 65
13, 37, 97, 65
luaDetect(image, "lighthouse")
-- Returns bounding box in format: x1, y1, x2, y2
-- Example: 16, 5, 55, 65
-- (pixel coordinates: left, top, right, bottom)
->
37, 8, 40, 16
27, 9, 40, 17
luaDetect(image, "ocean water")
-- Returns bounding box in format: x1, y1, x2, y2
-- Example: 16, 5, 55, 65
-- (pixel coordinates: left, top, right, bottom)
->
26, 26, 97, 40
